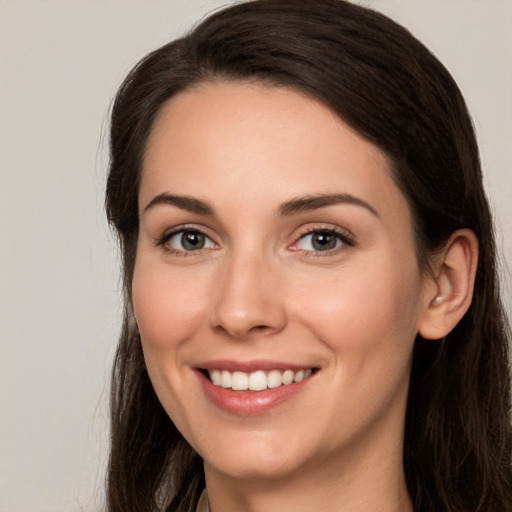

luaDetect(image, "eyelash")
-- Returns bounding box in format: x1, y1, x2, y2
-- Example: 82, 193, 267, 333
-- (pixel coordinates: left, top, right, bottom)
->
290, 226, 355, 257
155, 225, 355, 257
156, 225, 216, 257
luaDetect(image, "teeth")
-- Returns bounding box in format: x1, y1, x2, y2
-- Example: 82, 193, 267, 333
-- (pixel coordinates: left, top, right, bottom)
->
282, 370, 294, 385
220, 370, 232, 388
267, 369, 282, 389
231, 371, 248, 390
207, 368, 314, 391
210, 370, 221, 386
294, 370, 305, 382
249, 370, 267, 391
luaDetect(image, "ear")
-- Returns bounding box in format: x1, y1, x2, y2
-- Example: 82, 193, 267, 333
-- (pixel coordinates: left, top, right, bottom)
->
418, 228, 479, 340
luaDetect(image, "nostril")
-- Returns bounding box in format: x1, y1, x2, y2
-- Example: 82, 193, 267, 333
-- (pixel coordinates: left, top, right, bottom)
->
247, 324, 274, 335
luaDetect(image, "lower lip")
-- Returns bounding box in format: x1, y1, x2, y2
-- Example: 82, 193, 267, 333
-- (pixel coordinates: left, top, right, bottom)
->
197, 371, 314, 415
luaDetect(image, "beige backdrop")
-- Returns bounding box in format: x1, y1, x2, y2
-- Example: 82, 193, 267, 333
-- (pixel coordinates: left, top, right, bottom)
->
1, 1, 510, 511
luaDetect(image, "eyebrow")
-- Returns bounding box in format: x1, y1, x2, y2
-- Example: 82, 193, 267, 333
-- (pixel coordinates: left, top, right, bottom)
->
143, 192, 379, 218
143, 193, 215, 216
278, 193, 379, 218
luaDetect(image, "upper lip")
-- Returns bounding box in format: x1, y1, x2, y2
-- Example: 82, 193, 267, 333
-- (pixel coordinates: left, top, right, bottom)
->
195, 359, 319, 373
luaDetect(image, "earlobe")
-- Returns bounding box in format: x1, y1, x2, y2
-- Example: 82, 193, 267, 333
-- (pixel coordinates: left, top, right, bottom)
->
418, 229, 479, 340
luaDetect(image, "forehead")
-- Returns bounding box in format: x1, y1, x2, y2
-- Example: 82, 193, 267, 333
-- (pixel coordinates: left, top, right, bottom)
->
140, 81, 409, 226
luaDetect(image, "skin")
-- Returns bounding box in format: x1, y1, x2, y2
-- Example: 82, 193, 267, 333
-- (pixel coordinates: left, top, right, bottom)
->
132, 81, 441, 512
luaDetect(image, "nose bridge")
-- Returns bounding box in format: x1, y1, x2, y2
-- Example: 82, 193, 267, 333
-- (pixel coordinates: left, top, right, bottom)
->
210, 245, 286, 339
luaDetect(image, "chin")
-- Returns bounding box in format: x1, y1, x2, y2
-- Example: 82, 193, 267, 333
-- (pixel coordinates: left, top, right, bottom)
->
197, 427, 322, 482
205, 452, 304, 481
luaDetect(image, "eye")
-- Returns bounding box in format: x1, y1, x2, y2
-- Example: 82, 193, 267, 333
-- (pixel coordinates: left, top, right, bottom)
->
165, 230, 216, 252
294, 229, 350, 253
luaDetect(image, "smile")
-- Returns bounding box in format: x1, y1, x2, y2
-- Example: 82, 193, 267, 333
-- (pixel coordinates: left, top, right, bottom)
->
208, 368, 314, 391
197, 361, 319, 414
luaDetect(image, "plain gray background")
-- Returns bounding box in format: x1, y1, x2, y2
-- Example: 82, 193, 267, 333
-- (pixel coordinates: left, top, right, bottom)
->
1, 1, 510, 511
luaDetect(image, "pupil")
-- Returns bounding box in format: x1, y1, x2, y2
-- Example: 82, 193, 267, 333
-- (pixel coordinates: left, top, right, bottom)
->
312, 232, 336, 251
182, 232, 205, 250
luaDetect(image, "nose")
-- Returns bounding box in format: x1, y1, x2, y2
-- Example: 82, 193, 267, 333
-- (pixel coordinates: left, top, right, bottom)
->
210, 251, 287, 339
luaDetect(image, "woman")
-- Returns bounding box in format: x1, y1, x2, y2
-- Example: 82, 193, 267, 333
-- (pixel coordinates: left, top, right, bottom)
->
105, 1, 512, 511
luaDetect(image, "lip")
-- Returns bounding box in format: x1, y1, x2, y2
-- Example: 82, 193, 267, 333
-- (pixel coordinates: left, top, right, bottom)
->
194, 360, 318, 415
197, 359, 315, 373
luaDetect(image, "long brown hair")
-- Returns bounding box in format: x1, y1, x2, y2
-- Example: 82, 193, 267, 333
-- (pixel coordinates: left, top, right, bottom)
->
105, 1, 512, 510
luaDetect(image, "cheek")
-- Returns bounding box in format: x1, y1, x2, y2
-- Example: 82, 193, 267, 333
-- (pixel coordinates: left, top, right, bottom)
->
131, 256, 213, 427
131, 258, 211, 352
288, 255, 422, 379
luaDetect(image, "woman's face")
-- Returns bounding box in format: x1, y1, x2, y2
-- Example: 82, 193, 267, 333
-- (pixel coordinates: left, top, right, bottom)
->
133, 82, 432, 481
